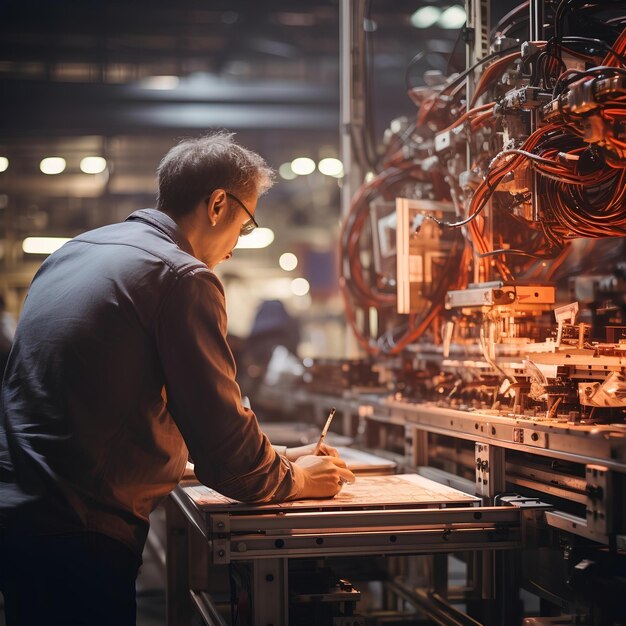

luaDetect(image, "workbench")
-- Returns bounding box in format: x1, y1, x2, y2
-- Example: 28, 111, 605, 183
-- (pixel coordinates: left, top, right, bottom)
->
165, 474, 529, 625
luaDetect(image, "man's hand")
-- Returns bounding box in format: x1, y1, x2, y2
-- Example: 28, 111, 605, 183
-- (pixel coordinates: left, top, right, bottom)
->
285, 443, 339, 461
293, 454, 356, 498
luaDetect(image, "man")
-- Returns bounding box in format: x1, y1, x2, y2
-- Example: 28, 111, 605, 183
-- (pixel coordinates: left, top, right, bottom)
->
0, 132, 355, 626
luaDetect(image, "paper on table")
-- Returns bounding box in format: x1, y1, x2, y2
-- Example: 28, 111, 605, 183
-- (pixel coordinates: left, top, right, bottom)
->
182, 474, 478, 512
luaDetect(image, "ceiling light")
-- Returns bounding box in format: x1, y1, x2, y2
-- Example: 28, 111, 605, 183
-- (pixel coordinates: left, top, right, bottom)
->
279, 252, 298, 271
290, 277, 310, 296
235, 227, 274, 249
0, 157, 8, 173
438, 5, 466, 29
278, 162, 298, 180
290, 157, 315, 176
318, 157, 344, 178
22, 237, 71, 254
410, 6, 441, 28
139, 75, 180, 90
80, 156, 107, 174
40, 157, 66, 175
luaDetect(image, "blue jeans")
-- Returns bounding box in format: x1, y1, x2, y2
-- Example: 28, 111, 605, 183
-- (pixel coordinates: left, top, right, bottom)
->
0, 529, 140, 626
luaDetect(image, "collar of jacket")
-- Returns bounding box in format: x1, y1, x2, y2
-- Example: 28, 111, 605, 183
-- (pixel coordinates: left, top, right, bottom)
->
126, 209, 195, 257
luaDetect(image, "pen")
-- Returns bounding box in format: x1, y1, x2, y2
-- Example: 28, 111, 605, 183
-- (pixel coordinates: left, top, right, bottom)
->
314, 407, 336, 455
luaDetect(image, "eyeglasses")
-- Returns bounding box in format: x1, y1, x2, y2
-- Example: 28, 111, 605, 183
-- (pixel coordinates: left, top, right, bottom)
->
225, 192, 258, 236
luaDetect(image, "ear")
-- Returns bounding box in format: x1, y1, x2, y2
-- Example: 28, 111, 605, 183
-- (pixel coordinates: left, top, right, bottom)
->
207, 189, 227, 226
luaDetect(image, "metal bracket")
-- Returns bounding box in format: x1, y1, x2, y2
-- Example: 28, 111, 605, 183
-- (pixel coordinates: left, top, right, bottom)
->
210, 514, 230, 535
512, 427, 548, 448
212, 538, 230, 564
586, 464, 613, 535
475, 442, 505, 498
496, 495, 552, 549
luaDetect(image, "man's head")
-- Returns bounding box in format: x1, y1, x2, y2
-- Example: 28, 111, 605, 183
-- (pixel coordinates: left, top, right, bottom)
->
156, 132, 274, 216
156, 132, 275, 268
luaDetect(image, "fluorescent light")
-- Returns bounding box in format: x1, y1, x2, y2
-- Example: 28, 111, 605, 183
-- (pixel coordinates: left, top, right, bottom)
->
235, 227, 274, 249
139, 75, 180, 90
80, 156, 107, 174
438, 5, 466, 29
410, 6, 441, 28
22, 237, 71, 254
40, 157, 66, 175
279, 252, 298, 271
290, 157, 315, 176
290, 277, 310, 296
0, 157, 8, 173
318, 157, 344, 178
278, 162, 298, 180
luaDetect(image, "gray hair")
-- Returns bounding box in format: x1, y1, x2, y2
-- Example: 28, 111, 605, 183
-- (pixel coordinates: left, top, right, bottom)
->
156, 132, 275, 217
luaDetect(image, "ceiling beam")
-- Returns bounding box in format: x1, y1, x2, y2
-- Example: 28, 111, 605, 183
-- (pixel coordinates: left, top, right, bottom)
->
0, 78, 340, 136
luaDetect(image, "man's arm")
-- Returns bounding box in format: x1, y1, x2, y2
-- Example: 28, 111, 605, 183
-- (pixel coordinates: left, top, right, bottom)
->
155, 269, 353, 502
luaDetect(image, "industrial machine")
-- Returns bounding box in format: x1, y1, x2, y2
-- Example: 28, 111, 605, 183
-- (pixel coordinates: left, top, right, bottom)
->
167, 1, 626, 624
335, 0, 626, 623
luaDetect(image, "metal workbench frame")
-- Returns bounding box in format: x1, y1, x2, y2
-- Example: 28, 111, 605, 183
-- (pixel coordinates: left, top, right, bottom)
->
165, 479, 536, 626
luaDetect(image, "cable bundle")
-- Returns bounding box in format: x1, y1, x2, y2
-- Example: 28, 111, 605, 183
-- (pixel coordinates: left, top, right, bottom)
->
339, 162, 466, 356
340, 0, 626, 355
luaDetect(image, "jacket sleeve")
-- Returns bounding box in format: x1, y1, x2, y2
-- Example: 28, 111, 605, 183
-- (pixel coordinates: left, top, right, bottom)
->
155, 267, 304, 502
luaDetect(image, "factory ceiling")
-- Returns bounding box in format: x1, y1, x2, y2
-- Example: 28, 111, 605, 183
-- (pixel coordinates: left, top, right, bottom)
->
0, 0, 443, 135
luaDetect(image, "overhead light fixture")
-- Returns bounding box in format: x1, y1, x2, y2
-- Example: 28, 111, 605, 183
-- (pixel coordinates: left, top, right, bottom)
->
290, 277, 310, 296
235, 227, 275, 249
318, 157, 344, 178
410, 6, 441, 28
80, 156, 107, 174
22, 237, 71, 254
139, 75, 180, 90
278, 162, 298, 180
290, 157, 315, 176
40, 157, 66, 175
438, 5, 466, 29
279, 252, 298, 271
0, 157, 8, 173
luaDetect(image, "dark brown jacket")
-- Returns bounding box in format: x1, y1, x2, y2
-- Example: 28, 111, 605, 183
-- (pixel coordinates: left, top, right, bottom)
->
0, 209, 301, 555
